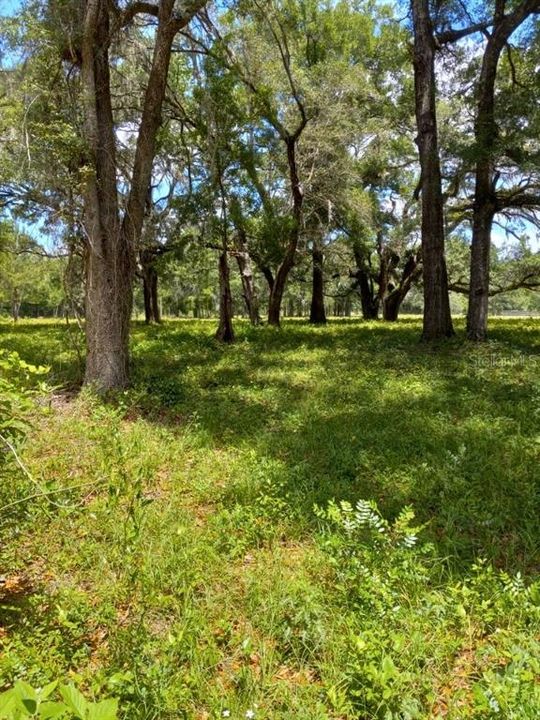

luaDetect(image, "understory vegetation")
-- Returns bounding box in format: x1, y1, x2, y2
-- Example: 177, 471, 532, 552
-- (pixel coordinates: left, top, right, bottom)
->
0, 318, 539, 719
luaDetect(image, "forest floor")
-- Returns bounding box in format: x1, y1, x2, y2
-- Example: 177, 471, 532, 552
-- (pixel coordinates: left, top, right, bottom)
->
0, 317, 539, 719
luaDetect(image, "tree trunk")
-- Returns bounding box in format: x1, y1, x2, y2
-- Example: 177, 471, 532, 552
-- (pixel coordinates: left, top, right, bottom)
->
261, 266, 275, 293
12, 288, 21, 323
467, 34, 501, 341
382, 290, 402, 321
309, 240, 326, 324
81, 0, 131, 389
467, 202, 494, 340
267, 137, 304, 326
352, 243, 379, 319
142, 264, 161, 324
411, 0, 454, 340
81, 0, 205, 390
357, 270, 379, 319
234, 229, 260, 325
216, 250, 235, 343
466, 3, 537, 340
382, 254, 420, 322
268, 277, 287, 326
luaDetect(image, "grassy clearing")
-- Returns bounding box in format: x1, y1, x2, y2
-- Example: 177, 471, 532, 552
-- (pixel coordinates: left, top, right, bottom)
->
0, 317, 539, 719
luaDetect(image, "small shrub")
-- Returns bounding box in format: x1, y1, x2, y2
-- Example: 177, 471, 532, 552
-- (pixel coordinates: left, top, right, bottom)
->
0, 680, 118, 720
0, 350, 48, 451
316, 499, 540, 719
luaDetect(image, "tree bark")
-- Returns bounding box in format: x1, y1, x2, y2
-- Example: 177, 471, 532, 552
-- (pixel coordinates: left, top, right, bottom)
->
381, 254, 420, 322
234, 228, 260, 325
142, 264, 161, 324
466, 1, 539, 340
12, 288, 21, 323
382, 290, 402, 321
267, 137, 303, 326
352, 243, 379, 319
309, 238, 326, 324
81, 0, 130, 389
81, 0, 206, 390
215, 250, 235, 343
261, 266, 275, 293
411, 0, 454, 340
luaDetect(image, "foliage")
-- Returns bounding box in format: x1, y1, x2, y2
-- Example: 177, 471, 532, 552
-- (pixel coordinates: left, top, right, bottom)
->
0, 681, 117, 720
317, 498, 540, 718
0, 349, 48, 449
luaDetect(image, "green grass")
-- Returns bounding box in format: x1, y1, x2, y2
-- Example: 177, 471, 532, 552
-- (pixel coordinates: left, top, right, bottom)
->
0, 317, 539, 719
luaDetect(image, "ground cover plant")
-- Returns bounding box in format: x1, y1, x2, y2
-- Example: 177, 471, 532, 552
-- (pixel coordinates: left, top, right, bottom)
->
0, 317, 539, 719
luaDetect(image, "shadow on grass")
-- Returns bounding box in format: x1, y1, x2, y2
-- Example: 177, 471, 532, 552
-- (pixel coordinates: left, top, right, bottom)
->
2, 317, 539, 571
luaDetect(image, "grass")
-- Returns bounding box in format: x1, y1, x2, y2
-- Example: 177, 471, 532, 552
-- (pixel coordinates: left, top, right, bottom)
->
0, 317, 539, 719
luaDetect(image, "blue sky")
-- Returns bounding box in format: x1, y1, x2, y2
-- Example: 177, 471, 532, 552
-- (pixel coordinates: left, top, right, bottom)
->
1, 0, 21, 17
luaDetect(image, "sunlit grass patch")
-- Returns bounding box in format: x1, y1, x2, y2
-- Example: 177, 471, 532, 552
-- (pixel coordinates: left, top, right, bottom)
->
1, 317, 539, 718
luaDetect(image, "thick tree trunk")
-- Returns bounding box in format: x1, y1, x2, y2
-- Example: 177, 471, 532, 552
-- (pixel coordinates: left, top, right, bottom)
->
382, 291, 402, 322
309, 240, 326, 324
81, 0, 205, 390
465, 3, 537, 340
268, 271, 289, 326
215, 250, 235, 343
467, 202, 494, 340
467, 37, 501, 341
411, 0, 454, 340
357, 270, 379, 319
82, 0, 131, 389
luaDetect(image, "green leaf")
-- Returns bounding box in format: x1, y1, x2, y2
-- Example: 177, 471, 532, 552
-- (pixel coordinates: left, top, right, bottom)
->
0, 689, 16, 718
381, 655, 397, 680
38, 684, 58, 702
59, 686, 87, 719
14, 681, 38, 715
38, 702, 67, 719
87, 699, 118, 720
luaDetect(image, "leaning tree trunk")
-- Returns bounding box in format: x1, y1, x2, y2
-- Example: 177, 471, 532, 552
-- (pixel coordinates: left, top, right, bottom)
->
465, 3, 537, 340
382, 290, 403, 321
309, 239, 326, 324
267, 137, 304, 326
215, 250, 235, 343
411, 0, 454, 340
268, 262, 293, 325
382, 254, 420, 322
357, 270, 379, 319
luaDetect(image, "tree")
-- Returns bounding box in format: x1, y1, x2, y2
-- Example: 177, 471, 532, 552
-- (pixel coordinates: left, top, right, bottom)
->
466, 0, 540, 340
410, 0, 454, 339
77, 0, 207, 390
